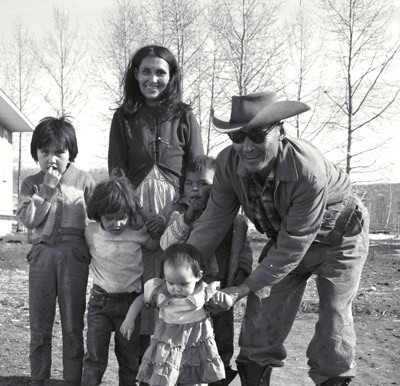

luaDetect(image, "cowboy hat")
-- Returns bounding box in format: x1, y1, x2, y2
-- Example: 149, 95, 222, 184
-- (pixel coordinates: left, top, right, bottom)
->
212, 91, 310, 133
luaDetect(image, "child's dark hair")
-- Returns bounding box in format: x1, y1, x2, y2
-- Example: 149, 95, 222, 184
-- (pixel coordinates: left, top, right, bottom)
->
187, 155, 216, 174
30, 116, 78, 162
163, 243, 203, 278
86, 170, 140, 225
120, 45, 190, 119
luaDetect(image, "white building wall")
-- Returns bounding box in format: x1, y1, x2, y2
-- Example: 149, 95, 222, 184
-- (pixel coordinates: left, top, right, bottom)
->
0, 124, 14, 236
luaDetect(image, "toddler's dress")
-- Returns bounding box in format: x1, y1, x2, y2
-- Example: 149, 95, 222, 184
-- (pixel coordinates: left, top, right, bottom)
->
137, 278, 226, 385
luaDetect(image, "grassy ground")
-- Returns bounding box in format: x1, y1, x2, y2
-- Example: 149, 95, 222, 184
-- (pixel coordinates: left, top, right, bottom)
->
0, 231, 399, 385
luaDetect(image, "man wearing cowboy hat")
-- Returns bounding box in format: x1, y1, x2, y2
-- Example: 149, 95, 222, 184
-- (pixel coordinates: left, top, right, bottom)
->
187, 92, 369, 386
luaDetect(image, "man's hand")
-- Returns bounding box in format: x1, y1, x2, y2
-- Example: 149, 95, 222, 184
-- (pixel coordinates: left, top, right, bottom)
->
220, 284, 251, 303
184, 199, 205, 225
44, 166, 62, 188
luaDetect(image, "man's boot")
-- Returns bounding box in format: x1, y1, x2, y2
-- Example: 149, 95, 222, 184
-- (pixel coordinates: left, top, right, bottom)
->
236, 361, 272, 386
318, 377, 352, 386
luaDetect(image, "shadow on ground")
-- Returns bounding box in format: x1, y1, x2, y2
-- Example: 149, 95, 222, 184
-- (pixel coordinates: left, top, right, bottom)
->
0, 377, 65, 385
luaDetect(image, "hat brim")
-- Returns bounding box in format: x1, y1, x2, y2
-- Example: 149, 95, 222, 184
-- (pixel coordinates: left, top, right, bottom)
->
213, 101, 310, 133
212, 115, 245, 131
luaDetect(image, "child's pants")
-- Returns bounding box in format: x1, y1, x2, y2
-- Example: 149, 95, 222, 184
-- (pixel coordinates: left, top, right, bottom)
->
82, 285, 142, 386
27, 241, 89, 382
211, 308, 234, 368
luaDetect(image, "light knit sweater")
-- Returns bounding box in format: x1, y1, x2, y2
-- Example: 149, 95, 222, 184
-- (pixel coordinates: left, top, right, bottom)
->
17, 163, 95, 245
85, 222, 159, 293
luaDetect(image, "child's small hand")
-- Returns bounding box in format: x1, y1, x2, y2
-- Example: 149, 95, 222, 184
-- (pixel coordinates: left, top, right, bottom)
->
212, 291, 234, 308
232, 268, 249, 286
120, 319, 135, 340
184, 199, 204, 225
44, 166, 62, 188
205, 291, 234, 314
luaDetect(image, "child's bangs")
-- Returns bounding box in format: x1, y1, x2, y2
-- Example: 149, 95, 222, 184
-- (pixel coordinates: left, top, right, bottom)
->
106, 190, 133, 218
39, 131, 69, 151
107, 202, 130, 219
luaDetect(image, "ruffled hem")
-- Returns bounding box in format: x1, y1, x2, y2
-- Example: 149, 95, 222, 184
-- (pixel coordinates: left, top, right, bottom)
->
137, 355, 225, 386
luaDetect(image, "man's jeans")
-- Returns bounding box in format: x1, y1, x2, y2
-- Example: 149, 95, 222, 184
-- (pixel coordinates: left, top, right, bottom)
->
28, 242, 89, 382
82, 285, 142, 386
237, 198, 369, 385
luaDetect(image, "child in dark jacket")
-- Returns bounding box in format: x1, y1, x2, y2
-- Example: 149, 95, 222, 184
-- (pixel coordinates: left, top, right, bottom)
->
160, 155, 253, 386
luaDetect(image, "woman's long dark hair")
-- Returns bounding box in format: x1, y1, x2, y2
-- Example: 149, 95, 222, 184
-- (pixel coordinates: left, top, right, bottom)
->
119, 45, 190, 120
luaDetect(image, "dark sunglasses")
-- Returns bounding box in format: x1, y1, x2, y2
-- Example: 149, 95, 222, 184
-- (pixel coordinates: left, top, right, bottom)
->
228, 122, 282, 144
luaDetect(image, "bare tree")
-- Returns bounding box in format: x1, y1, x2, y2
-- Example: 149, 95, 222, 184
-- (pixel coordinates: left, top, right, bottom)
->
0, 20, 39, 231
145, 0, 219, 151
149, 0, 209, 98
320, 0, 400, 175
92, 0, 151, 111
194, 38, 230, 155
39, 7, 90, 116
279, 7, 331, 141
211, 0, 284, 96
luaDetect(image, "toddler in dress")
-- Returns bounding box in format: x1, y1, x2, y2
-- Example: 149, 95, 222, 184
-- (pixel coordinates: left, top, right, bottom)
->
120, 243, 233, 386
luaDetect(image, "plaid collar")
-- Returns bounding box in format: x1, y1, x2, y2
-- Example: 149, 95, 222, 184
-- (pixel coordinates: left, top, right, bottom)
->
247, 168, 281, 237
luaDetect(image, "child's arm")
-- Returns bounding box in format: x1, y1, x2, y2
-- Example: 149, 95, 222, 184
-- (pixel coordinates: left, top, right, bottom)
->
120, 294, 146, 340
17, 177, 58, 229
160, 210, 192, 250
234, 235, 253, 285
226, 214, 253, 286
83, 173, 96, 207
143, 231, 160, 251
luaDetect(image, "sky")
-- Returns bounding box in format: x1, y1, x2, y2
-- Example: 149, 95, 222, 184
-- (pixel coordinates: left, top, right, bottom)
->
1, 0, 400, 183
0, 0, 113, 172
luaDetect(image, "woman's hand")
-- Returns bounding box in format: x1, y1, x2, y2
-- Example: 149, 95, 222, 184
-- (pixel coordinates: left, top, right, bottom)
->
131, 213, 145, 230
146, 215, 165, 235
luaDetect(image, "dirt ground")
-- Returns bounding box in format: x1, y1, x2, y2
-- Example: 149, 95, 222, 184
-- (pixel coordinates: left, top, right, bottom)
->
0, 231, 399, 386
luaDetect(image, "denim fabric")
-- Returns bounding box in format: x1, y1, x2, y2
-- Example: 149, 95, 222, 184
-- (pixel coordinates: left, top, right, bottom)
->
211, 307, 234, 367
28, 242, 89, 382
82, 286, 142, 386
237, 202, 369, 384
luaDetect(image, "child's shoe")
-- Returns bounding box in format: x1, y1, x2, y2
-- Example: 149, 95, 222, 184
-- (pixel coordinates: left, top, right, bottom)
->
209, 366, 238, 385
30, 381, 44, 386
